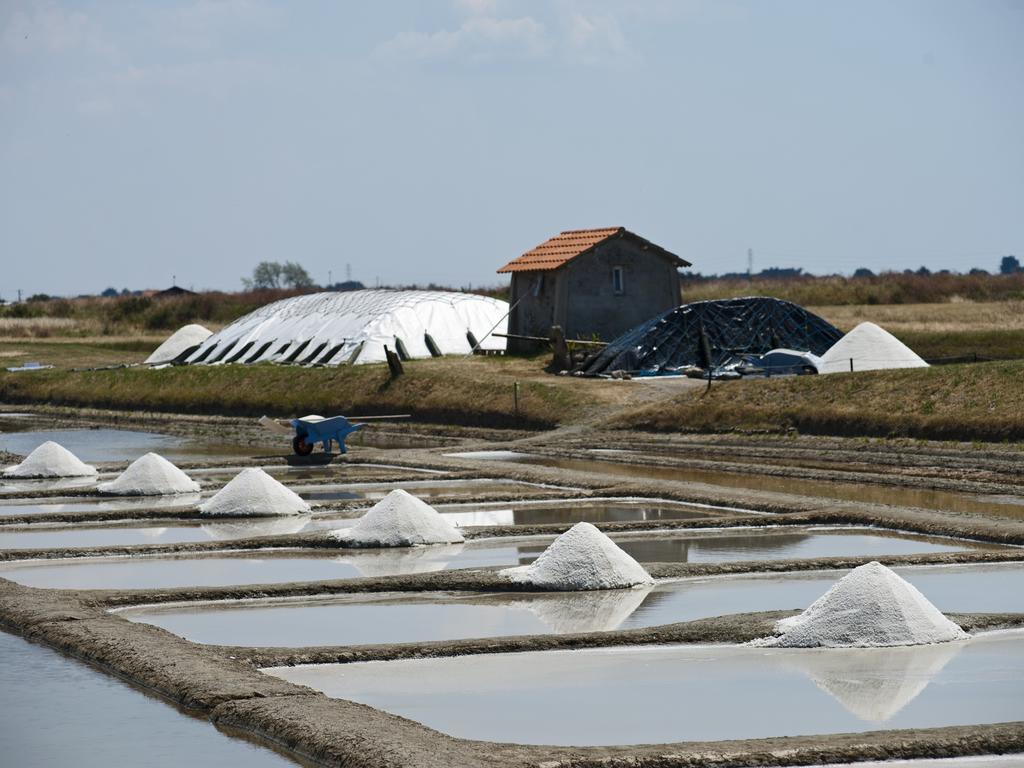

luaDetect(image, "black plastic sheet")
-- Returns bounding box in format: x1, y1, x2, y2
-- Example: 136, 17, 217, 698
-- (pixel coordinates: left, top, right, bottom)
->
579, 297, 843, 376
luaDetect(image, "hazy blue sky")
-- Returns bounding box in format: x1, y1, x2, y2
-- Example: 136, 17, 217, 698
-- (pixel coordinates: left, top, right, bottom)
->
1, 0, 1021, 298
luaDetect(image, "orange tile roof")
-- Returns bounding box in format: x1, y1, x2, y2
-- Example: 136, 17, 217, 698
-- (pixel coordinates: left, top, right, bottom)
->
497, 227, 688, 273
497, 228, 623, 273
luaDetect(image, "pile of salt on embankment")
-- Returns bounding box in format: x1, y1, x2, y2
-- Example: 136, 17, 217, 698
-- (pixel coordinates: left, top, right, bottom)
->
501, 521, 654, 591
198, 467, 309, 517
330, 488, 464, 547
752, 561, 967, 648
98, 452, 200, 496
2, 441, 97, 478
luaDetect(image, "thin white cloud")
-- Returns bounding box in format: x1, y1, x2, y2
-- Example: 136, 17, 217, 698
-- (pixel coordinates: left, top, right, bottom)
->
565, 12, 634, 66
377, 15, 550, 62
1, 0, 110, 56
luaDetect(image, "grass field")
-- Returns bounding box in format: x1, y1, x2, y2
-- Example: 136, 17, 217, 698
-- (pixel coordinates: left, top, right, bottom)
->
1, 299, 1021, 440
614, 360, 1024, 442
0, 353, 613, 429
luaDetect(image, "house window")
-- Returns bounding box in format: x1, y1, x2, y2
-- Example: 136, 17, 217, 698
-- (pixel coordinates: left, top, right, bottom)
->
612, 266, 624, 295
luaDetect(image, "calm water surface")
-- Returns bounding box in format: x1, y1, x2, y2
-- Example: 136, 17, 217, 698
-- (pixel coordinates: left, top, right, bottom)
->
0, 630, 298, 766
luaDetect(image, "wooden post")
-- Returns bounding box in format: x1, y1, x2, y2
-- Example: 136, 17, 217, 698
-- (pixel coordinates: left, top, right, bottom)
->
849, 358, 854, 372
549, 325, 570, 371
384, 345, 404, 379
513, 381, 520, 417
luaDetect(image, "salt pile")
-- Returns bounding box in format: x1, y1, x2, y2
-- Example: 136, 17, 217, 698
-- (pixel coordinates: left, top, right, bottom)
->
817, 322, 928, 374
2, 441, 98, 478
331, 489, 465, 547
753, 561, 967, 648
500, 522, 654, 591
145, 324, 213, 365
98, 453, 201, 496
198, 467, 310, 517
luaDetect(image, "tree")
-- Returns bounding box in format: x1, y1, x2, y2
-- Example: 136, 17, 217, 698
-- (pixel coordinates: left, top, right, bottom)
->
243, 261, 315, 290
281, 261, 314, 289
969, 268, 989, 275
101, 287, 119, 297
915, 266, 932, 276
1000, 255, 1021, 275
853, 268, 874, 278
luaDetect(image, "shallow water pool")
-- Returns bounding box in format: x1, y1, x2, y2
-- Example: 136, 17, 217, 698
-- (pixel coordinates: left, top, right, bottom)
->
0, 528, 995, 588
0, 630, 298, 766
0, 428, 278, 463
448, 451, 1024, 518
122, 563, 1024, 647
264, 630, 1024, 746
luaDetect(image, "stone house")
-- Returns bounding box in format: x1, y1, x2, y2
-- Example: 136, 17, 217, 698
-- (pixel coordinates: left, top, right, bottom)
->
497, 227, 690, 350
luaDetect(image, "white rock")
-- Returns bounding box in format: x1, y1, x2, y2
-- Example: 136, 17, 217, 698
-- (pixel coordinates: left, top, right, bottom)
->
753, 561, 968, 648
501, 522, 654, 591
145, 324, 213, 365
330, 489, 465, 547
817, 322, 928, 374
98, 453, 200, 496
198, 467, 310, 517
2, 441, 98, 478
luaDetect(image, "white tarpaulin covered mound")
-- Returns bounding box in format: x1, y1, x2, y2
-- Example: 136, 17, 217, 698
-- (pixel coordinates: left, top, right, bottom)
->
2, 441, 98, 478
145, 324, 213, 365
753, 561, 967, 648
182, 290, 508, 367
98, 453, 201, 496
501, 522, 654, 591
817, 322, 928, 374
331, 489, 465, 547
198, 467, 310, 517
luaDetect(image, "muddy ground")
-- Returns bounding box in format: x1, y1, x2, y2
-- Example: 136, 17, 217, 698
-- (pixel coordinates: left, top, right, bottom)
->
1, 406, 1023, 766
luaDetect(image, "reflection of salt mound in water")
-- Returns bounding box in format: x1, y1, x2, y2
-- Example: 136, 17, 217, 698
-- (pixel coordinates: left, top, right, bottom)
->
200, 516, 311, 540
145, 324, 213, 365
516, 586, 653, 633
784, 641, 963, 722
198, 467, 310, 517
98, 453, 201, 496
330, 489, 465, 547
336, 544, 465, 577
817, 322, 928, 374
754, 561, 967, 647
501, 522, 653, 591
3, 441, 97, 478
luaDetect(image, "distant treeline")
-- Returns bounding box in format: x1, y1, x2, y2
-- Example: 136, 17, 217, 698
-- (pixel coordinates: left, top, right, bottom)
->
681, 270, 1024, 306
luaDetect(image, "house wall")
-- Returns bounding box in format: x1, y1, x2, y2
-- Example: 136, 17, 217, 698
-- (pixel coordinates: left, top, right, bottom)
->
505, 236, 683, 350
507, 270, 561, 353
563, 239, 680, 340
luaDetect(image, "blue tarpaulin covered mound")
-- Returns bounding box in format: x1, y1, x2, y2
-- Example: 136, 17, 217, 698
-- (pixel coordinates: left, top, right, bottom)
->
580, 297, 843, 377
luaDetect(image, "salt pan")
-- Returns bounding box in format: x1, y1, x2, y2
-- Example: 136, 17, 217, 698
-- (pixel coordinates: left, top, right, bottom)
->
98, 453, 201, 496
331, 489, 465, 547
145, 324, 213, 366
2, 441, 97, 478
501, 522, 654, 591
198, 467, 309, 517
753, 561, 967, 647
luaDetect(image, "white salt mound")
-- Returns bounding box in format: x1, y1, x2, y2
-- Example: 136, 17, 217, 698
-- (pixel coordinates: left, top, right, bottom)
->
198, 467, 310, 517
817, 322, 928, 374
2, 441, 98, 478
501, 522, 654, 591
98, 453, 201, 496
145, 324, 213, 365
331, 489, 465, 547
753, 561, 967, 648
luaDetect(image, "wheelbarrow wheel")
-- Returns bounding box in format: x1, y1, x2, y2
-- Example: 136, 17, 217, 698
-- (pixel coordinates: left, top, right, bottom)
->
292, 435, 314, 456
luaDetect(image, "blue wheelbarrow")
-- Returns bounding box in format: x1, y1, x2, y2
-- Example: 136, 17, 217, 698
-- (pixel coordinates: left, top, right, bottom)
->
259, 413, 409, 456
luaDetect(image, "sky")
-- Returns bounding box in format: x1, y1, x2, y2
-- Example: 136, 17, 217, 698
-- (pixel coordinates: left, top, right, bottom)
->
1, 0, 1022, 298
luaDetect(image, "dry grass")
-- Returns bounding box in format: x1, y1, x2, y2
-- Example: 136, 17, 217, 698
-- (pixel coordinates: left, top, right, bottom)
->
614, 360, 1024, 441
0, 354, 617, 429
810, 301, 1024, 333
